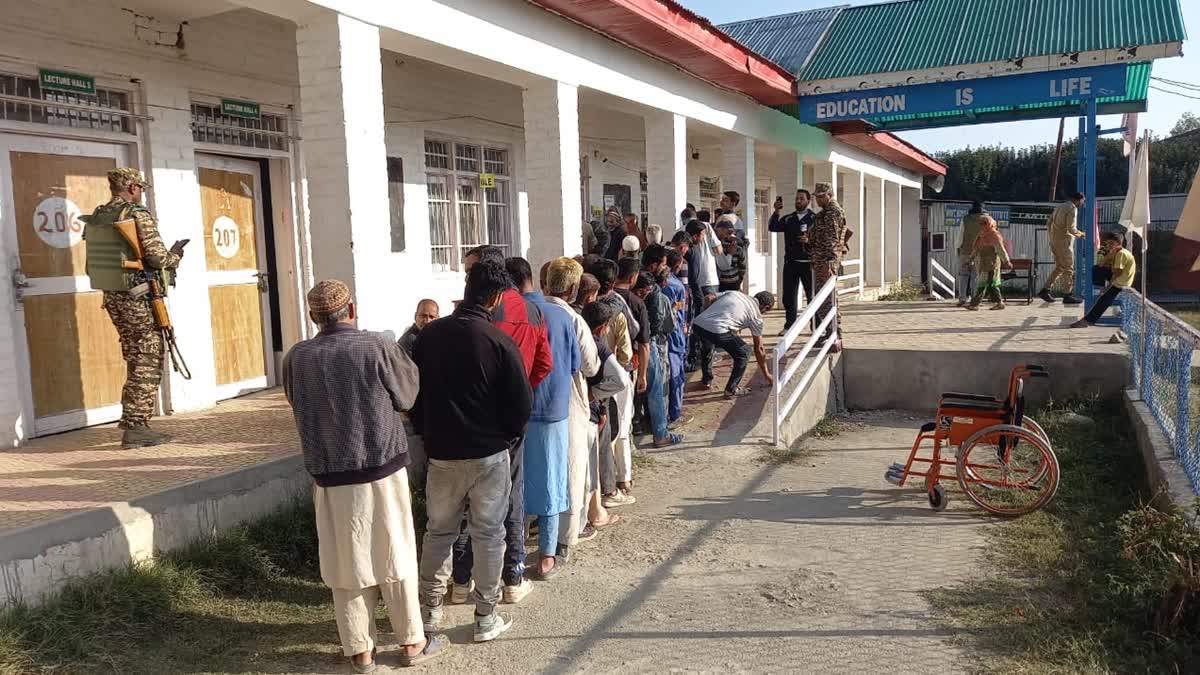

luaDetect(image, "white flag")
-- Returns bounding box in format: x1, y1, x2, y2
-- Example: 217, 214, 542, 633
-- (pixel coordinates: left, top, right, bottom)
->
1119, 135, 1151, 248
1121, 113, 1139, 158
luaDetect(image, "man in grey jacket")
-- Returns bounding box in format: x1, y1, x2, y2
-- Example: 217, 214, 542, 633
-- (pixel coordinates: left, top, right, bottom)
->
283, 279, 447, 671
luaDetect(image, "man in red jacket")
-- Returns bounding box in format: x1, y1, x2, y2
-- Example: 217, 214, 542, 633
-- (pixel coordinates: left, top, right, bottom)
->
450, 245, 551, 604
464, 246, 552, 387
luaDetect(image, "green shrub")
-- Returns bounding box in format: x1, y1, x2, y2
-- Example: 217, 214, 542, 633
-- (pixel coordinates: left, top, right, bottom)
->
878, 276, 925, 301
1116, 501, 1200, 636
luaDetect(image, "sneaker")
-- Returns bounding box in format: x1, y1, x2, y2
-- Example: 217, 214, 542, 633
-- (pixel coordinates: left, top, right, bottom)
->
577, 524, 599, 543
502, 578, 533, 604
449, 579, 474, 605
421, 604, 444, 634
474, 611, 514, 643
1062, 294, 1083, 305
121, 427, 172, 449
990, 302, 1006, 310
1069, 319, 1091, 329
1037, 289, 1056, 303
602, 492, 636, 508
724, 387, 751, 400
668, 414, 694, 430
965, 304, 980, 311
956, 299, 968, 307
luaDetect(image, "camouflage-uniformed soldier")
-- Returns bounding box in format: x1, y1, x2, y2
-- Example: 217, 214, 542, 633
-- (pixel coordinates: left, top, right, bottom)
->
1037, 192, 1086, 305
809, 183, 846, 349
85, 168, 185, 448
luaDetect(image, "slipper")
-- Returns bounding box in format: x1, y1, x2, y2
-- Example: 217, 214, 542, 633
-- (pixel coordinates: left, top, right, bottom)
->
592, 513, 622, 529
534, 557, 563, 580
397, 634, 449, 668
352, 648, 379, 673
653, 433, 684, 448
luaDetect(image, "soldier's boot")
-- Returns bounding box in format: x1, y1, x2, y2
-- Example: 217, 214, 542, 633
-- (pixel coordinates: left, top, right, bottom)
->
122, 427, 172, 449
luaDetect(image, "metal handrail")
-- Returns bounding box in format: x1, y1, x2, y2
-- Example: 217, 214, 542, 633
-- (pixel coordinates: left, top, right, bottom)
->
771, 275, 839, 447
838, 258, 863, 297
928, 258, 956, 300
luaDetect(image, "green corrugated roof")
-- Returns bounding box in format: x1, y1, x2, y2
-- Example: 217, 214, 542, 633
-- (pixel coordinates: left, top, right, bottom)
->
798, 0, 1187, 81
865, 62, 1151, 131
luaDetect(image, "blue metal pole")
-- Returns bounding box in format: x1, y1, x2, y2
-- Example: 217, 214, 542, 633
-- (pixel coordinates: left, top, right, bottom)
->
1083, 97, 1098, 309
1074, 114, 1087, 299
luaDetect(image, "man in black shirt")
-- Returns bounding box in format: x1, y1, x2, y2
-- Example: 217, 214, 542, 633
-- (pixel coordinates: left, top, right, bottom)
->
413, 258, 532, 644
768, 189, 816, 331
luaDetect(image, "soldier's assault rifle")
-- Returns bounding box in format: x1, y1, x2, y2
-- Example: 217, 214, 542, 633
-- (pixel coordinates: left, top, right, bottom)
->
114, 219, 192, 380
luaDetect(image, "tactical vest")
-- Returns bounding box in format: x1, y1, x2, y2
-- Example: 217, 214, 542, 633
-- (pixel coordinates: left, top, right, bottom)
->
84, 205, 138, 292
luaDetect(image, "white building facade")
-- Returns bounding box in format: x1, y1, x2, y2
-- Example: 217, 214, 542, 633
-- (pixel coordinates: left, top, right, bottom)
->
0, 0, 938, 445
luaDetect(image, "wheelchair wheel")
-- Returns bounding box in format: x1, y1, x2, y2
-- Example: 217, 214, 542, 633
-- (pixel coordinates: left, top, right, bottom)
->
927, 484, 948, 511
959, 416, 1053, 484
956, 424, 1060, 516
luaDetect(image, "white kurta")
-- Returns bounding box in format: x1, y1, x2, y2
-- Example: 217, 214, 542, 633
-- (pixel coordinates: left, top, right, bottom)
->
313, 468, 419, 590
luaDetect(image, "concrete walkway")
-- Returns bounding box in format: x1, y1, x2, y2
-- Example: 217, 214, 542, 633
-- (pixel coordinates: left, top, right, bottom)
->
368, 411, 987, 674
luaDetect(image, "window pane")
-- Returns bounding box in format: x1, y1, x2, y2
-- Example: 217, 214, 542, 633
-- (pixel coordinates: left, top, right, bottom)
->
427, 175, 452, 271
425, 140, 449, 170
486, 182, 511, 255
455, 144, 480, 173
483, 148, 508, 175
457, 180, 483, 251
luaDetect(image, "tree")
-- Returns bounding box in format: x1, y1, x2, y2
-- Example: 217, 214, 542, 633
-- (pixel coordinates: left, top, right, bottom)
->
1169, 112, 1200, 137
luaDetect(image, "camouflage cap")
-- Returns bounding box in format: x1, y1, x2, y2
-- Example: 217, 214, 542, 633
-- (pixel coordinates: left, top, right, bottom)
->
813, 182, 833, 196
107, 167, 151, 191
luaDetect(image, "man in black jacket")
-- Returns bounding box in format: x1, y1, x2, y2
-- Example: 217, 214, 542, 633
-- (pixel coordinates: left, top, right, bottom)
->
413, 258, 532, 644
768, 189, 815, 331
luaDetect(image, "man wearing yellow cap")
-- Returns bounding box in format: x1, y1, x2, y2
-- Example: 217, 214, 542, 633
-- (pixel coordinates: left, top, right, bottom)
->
85, 168, 186, 448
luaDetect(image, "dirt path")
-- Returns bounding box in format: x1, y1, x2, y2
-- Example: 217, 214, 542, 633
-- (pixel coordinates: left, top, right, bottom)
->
356, 411, 993, 674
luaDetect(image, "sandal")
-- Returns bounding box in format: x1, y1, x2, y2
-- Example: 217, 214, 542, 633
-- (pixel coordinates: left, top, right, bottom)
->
653, 433, 684, 448
592, 514, 622, 529
397, 634, 449, 668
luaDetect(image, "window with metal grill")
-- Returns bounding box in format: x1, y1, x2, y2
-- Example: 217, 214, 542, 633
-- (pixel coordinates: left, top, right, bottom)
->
0, 73, 132, 133
190, 102, 289, 151
425, 138, 513, 272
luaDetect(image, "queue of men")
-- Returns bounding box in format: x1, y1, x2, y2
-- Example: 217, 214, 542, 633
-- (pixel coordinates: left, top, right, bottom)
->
282, 214, 788, 670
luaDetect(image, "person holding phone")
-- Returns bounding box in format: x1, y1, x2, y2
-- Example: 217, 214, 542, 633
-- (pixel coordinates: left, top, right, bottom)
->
768, 190, 815, 332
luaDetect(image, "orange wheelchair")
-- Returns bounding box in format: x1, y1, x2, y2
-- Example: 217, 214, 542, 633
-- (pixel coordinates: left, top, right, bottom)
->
885, 364, 1060, 516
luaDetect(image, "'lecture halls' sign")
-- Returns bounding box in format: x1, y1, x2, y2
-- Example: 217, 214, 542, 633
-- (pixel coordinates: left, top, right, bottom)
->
798, 63, 1128, 124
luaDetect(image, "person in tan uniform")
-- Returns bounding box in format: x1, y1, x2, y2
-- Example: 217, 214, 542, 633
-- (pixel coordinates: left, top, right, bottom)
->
1038, 192, 1086, 305
809, 183, 846, 351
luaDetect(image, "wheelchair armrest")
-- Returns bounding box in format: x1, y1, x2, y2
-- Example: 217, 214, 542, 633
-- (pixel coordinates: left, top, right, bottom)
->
919, 421, 936, 433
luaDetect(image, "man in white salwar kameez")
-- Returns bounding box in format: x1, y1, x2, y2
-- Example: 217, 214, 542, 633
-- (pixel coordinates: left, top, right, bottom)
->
283, 279, 447, 672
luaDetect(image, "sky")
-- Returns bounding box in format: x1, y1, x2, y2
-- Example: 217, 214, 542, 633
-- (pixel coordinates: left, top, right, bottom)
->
679, 0, 1198, 154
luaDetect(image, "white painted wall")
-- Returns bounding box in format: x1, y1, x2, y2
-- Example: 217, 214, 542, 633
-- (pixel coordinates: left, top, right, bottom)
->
0, 0, 935, 445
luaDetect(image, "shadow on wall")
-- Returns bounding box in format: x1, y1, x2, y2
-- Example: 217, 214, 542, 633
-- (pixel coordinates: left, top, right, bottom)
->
842, 349, 1130, 412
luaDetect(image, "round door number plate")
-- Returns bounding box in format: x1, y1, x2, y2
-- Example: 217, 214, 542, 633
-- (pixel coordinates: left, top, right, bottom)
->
212, 215, 241, 259
33, 196, 84, 249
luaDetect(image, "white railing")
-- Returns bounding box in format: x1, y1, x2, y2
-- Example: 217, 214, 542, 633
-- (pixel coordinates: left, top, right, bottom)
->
928, 258, 956, 300
771, 275, 840, 448
838, 258, 863, 297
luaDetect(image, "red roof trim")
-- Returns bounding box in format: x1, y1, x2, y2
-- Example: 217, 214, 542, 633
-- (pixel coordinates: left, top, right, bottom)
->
526, 0, 796, 105
525, 1, 944, 175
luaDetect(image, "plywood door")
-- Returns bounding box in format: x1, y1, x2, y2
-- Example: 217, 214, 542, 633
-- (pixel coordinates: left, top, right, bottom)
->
196, 154, 272, 397
0, 136, 130, 435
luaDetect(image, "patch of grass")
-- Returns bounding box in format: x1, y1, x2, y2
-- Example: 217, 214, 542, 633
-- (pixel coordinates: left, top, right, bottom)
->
927, 396, 1200, 673
809, 414, 858, 439
878, 276, 925, 301
762, 445, 812, 465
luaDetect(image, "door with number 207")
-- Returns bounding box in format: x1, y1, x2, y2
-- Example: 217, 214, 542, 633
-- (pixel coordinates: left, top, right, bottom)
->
196, 154, 274, 399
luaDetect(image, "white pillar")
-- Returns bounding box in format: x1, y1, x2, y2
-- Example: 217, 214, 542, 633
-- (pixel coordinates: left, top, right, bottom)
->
645, 112, 687, 235
721, 136, 759, 290
885, 181, 902, 283
296, 11, 391, 330
523, 80, 583, 268
901, 186, 923, 280
864, 174, 885, 287
142, 79, 217, 413
774, 149, 805, 295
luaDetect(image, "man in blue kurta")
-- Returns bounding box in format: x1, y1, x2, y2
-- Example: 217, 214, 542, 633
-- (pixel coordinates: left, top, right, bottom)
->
506, 257, 580, 581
